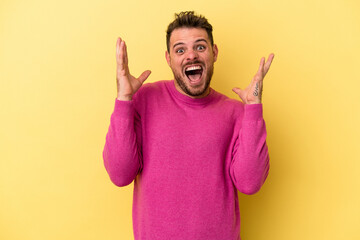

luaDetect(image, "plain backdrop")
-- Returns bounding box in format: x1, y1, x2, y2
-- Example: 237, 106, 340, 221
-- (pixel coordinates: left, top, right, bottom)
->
1, 0, 359, 239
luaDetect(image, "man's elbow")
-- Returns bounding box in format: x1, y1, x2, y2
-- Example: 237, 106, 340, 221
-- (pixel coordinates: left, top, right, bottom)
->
109, 175, 134, 187
103, 152, 139, 187
238, 171, 269, 195
238, 184, 262, 195
104, 163, 137, 187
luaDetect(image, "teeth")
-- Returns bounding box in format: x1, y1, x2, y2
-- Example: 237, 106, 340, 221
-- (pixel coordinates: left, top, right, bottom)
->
185, 65, 202, 71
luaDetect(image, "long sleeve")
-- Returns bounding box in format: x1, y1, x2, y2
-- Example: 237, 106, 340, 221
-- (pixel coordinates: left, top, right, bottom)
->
103, 99, 143, 187
230, 104, 270, 195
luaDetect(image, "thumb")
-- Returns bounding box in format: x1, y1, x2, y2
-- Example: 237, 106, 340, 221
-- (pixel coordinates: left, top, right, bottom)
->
232, 88, 244, 97
232, 87, 242, 95
232, 87, 246, 102
138, 70, 151, 84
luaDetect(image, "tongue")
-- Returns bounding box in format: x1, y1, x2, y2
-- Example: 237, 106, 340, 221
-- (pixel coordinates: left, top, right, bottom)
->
188, 73, 201, 83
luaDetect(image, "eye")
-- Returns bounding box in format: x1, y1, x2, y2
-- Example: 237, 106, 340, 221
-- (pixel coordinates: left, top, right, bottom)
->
196, 45, 206, 51
176, 48, 184, 54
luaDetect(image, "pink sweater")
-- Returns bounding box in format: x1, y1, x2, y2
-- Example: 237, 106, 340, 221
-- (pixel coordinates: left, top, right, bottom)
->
103, 80, 269, 240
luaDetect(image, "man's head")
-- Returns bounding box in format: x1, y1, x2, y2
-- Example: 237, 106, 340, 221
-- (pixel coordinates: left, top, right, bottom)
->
166, 11, 214, 53
165, 11, 218, 98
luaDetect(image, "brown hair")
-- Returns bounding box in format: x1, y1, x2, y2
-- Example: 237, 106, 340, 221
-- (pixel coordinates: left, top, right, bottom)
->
166, 11, 214, 52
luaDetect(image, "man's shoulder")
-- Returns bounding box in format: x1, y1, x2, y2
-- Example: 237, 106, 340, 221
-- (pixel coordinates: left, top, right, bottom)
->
142, 80, 169, 88
208, 89, 245, 120
134, 80, 170, 99
212, 88, 244, 108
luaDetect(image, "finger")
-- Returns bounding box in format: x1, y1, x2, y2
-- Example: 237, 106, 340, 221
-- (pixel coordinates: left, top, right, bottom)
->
263, 53, 274, 75
123, 40, 128, 66
116, 38, 121, 62
118, 40, 125, 71
257, 57, 265, 76
116, 37, 124, 61
138, 70, 152, 84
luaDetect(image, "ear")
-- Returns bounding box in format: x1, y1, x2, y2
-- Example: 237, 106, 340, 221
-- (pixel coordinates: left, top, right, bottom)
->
213, 44, 219, 62
165, 50, 171, 66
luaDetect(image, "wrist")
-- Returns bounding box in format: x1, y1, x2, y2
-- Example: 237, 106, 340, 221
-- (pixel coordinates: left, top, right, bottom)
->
245, 100, 261, 105
117, 94, 132, 101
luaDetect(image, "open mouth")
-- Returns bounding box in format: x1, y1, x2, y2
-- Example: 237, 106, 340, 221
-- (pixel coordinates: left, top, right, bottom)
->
184, 65, 203, 84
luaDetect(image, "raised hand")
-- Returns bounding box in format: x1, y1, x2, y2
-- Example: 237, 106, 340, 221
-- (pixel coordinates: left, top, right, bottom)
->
116, 37, 151, 101
232, 53, 274, 104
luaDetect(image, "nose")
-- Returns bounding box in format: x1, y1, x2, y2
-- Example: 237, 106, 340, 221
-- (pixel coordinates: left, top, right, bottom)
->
186, 49, 199, 61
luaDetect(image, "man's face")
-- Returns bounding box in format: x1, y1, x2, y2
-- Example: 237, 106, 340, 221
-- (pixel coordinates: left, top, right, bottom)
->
166, 27, 218, 98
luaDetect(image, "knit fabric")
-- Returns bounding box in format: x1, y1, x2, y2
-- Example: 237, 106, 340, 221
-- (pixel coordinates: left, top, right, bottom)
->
103, 80, 269, 240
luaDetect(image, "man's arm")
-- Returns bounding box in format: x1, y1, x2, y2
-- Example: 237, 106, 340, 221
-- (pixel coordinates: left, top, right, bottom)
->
230, 104, 269, 195
102, 38, 150, 187
230, 54, 274, 194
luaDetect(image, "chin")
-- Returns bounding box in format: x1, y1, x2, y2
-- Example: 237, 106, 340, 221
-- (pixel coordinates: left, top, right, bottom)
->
176, 76, 211, 97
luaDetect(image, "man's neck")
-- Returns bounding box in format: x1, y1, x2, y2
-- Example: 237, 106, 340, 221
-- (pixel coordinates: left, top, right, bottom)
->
173, 80, 210, 99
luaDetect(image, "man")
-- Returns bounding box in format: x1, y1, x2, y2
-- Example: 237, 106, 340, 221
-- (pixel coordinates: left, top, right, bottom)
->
103, 11, 274, 240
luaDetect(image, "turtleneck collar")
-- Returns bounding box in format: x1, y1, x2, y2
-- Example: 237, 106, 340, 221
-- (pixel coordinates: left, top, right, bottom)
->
165, 80, 218, 106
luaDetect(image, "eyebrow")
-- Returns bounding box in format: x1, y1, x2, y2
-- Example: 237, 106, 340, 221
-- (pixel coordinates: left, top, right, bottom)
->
172, 38, 208, 49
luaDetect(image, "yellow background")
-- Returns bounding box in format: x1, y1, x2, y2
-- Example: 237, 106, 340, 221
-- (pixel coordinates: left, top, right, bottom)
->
1, 0, 359, 239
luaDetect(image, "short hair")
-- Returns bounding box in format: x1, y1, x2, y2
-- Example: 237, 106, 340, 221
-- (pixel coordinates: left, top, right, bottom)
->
166, 11, 214, 52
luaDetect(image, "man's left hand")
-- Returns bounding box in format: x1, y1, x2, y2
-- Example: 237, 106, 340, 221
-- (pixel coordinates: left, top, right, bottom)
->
233, 53, 274, 104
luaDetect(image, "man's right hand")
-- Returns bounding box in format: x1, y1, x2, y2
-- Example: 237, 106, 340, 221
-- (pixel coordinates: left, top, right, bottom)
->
116, 37, 151, 101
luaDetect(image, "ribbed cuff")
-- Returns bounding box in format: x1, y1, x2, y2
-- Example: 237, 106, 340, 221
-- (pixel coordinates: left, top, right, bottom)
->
113, 98, 135, 117
243, 104, 263, 121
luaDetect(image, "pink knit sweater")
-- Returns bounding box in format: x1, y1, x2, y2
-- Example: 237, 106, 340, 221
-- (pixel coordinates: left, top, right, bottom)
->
103, 80, 269, 240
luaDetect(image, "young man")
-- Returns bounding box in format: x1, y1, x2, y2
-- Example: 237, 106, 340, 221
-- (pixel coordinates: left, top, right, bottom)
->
103, 11, 274, 240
